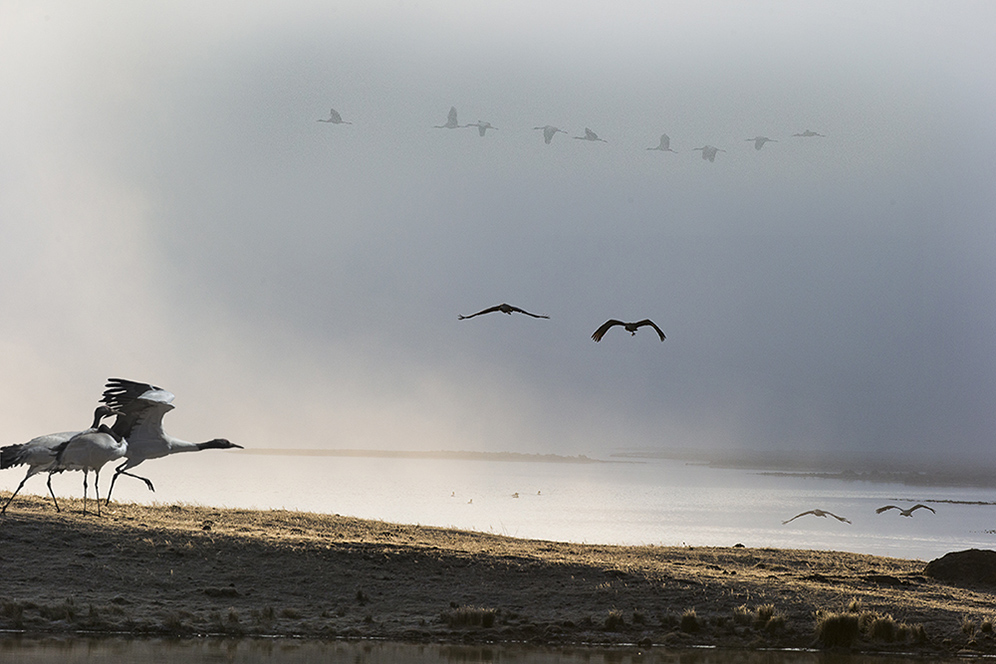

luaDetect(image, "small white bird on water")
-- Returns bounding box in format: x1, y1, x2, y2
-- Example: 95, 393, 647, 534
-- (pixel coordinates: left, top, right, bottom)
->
100, 378, 242, 504
434, 106, 461, 129
53, 411, 128, 516
533, 125, 567, 144
876, 504, 935, 517
317, 108, 351, 124
591, 319, 666, 342
1, 405, 120, 514
782, 509, 851, 525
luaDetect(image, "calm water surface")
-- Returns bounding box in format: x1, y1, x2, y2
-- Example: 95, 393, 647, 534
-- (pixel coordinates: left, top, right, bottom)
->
4, 454, 995, 561
0, 637, 976, 664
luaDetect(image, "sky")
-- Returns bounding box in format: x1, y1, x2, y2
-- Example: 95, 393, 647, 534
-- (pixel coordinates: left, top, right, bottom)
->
1, 1, 995, 471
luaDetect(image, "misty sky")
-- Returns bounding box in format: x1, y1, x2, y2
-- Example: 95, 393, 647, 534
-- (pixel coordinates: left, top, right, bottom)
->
1, 1, 994, 469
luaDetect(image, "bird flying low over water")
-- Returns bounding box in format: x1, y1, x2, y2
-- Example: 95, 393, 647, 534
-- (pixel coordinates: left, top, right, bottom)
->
317, 108, 351, 124
692, 145, 725, 162
792, 129, 825, 137
746, 136, 777, 150
591, 319, 666, 342
533, 125, 567, 144
647, 134, 676, 152
434, 106, 461, 129
574, 127, 606, 142
464, 120, 497, 136
1, 405, 121, 514
782, 509, 851, 525
876, 504, 936, 517
99, 378, 242, 504
459, 303, 550, 320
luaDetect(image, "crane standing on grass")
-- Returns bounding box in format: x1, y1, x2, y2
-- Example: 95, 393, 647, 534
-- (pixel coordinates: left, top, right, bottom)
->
53, 415, 128, 516
1, 405, 121, 514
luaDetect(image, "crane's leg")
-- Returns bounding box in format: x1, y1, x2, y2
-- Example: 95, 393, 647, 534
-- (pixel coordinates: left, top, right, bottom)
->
81, 470, 89, 516
94, 470, 102, 517
46, 473, 61, 512
105, 465, 155, 506
1, 472, 31, 514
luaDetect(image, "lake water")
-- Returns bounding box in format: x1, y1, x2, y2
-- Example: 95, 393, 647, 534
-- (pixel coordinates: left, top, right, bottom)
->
0, 636, 976, 664
4, 453, 996, 561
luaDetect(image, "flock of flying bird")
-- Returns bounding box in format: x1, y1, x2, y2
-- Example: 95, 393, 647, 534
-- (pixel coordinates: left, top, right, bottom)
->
1, 379, 240, 516
0, 110, 925, 526
320, 105, 827, 161
782, 504, 936, 526
457, 302, 667, 343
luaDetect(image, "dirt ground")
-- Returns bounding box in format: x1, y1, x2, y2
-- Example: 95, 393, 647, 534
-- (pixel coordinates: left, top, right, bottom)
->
1, 493, 994, 654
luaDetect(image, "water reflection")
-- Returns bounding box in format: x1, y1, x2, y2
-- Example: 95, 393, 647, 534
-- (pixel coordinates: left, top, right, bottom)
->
0, 637, 968, 664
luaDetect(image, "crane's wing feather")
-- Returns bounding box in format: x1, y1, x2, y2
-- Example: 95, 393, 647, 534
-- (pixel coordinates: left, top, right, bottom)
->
458, 305, 502, 320
509, 306, 549, 319
592, 320, 624, 342
782, 510, 814, 524
635, 319, 666, 341
101, 379, 175, 441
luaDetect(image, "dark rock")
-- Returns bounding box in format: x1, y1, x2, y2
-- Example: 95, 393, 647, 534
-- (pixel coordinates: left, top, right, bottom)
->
924, 549, 996, 586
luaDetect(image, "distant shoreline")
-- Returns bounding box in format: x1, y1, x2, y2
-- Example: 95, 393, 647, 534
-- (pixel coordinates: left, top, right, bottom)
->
237, 448, 612, 464
611, 449, 996, 489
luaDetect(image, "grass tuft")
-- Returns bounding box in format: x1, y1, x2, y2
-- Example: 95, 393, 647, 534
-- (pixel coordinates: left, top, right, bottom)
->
867, 613, 898, 642
815, 611, 860, 648
442, 606, 497, 629
604, 609, 625, 631
680, 609, 700, 633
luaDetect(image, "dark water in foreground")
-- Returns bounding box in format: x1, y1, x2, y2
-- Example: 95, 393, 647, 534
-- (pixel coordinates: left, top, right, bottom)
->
0, 637, 973, 663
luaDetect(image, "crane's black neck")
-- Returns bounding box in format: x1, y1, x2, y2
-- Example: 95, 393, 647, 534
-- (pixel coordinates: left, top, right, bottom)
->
196, 438, 237, 450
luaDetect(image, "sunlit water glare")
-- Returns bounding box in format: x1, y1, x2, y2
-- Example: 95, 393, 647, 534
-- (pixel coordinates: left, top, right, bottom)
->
5, 454, 995, 561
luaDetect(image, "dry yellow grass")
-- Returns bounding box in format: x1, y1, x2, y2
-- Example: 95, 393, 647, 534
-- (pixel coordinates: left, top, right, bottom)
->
1, 492, 995, 654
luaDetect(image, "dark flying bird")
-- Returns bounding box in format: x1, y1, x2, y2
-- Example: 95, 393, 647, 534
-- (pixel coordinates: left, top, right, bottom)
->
591, 319, 666, 342
459, 303, 550, 320
317, 108, 351, 124
434, 106, 461, 129
746, 136, 777, 150
647, 134, 676, 152
53, 417, 128, 516
464, 120, 497, 136
533, 125, 567, 144
782, 509, 851, 525
876, 504, 936, 517
692, 145, 725, 162
574, 127, 607, 142
792, 129, 825, 137
100, 378, 242, 504
1, 405, 121, 514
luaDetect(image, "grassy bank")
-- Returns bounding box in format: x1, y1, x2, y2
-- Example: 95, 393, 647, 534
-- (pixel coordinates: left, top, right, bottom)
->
1, 493, 994, 654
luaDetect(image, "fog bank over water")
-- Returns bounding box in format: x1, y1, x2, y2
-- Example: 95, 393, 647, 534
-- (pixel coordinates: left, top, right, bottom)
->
1, 2, 994, 471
